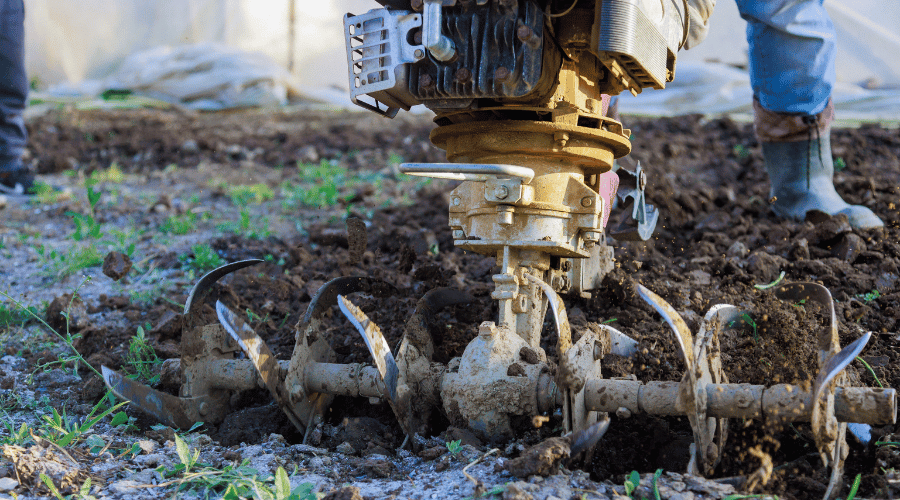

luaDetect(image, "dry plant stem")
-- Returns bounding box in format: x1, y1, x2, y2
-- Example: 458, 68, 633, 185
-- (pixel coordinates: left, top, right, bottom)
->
0, 278, 101, 378
462, 448, 499, 485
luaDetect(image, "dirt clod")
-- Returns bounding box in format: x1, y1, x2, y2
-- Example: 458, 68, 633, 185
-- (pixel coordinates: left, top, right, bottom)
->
504, 437, 570, 478
101, 251, 132, 281
322, 485, 363, 500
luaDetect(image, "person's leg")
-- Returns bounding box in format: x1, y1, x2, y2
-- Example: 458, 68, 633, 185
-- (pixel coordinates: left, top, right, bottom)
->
734, 0, 883, 228
0, 0, 34, 194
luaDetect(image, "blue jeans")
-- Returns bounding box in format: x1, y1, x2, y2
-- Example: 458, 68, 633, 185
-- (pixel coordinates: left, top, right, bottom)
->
0, 0, 27, 168
735, 0, 835, 116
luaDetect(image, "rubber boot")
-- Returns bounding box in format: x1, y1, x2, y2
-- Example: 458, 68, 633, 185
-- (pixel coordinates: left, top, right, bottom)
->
762, 133, 884, 229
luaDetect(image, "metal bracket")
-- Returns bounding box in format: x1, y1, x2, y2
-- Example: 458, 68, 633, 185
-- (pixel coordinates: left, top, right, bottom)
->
610, 162, 658, 241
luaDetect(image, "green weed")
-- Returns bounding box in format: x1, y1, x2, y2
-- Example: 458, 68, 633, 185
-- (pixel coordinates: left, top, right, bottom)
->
228, 184, 275, 206
624, 470, 640, 498
180, 244, 225, 273
38, 395, 129, 448
651, 469, 662, 500
89, 163, 125, 184
834, 157, 847, 172
66, 178, 103, 240
158, 432, 318, 499
124, 326, 161, 385
729, 313, 759, 344
857, 290, 881, 303
733, 144, 750, 161
446, 439, 462, 455
856, 356, 884, 388
846, 473, 861, 500
161, 212, 198, 235
0, 279, 101, 378
754, 271, 786, 290
0, 301, 40, 329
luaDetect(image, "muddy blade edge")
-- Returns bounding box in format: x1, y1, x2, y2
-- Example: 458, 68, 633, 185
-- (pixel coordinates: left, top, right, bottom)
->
337, 295, 399, 402
101, 365, 203, 429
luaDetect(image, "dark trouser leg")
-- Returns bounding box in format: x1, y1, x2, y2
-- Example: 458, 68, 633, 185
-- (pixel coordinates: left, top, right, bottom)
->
0, 0, 28, 170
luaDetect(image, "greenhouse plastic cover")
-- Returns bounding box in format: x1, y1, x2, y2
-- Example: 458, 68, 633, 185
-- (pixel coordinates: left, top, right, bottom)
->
24, 0, 900, 116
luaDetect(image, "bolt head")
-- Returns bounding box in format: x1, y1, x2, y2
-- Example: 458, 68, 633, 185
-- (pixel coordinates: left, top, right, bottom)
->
517, 25, 533, 42
494, 66, 510, 82
581, 196, 594, 207
414, 48, 425, 59
494, 185, 510, 200
455, 67, 472, 83
410, 0, 424, 11
419, 73, 434, 88
451, 196, 461, 206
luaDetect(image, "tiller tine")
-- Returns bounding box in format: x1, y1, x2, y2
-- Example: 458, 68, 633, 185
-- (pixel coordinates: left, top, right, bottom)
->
102, 365, 209, 429
625, 281, 895, 495
184, 259, 265, 328
105, 259, 266, 429
337, 295, 400, 403
774, 282, 869, 499
216, 301, 305, 431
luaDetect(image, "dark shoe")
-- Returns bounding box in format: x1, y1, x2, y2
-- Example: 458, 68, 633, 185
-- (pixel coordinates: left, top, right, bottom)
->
0, 162, 36, 195
762, 133, 884, 229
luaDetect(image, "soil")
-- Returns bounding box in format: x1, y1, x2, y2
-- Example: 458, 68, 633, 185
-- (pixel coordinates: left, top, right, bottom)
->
1, 105, 898, 499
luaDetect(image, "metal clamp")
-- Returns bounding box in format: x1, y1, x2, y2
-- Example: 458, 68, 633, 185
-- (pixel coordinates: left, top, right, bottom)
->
611, 162, 659, 241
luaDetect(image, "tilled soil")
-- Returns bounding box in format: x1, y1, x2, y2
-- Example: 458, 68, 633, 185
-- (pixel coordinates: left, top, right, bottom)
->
1, 106, 899, 499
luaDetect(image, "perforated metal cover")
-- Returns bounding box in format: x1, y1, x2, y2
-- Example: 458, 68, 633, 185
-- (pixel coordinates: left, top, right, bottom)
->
344, 9, 424, 117
596, 0, 675, 90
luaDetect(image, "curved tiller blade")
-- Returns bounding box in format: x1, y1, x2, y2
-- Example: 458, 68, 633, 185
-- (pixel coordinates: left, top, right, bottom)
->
184, 259, 264, 325
337, 295, 399, 403
102, 365, 208, 429
216, 301, 306, 431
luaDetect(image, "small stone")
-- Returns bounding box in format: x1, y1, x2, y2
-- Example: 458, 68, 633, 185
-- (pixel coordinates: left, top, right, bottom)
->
726, 241, 749, 259
137, 440, 157, 454
0, 477, 18, 491
876, 272, 899, 293
181, 139, 199, 153
108, 479, 143, 495
335, 442, 355, 455
689, 269, 711, 286
102, 251, 132, 281
669, 493, 695, 500
503, 482, 533, 500
790, 238, 810, 260
297, 145, 319, 164
132, 453, 165, 468
833, 233, 866, 262
361, 458, 392, 478
0, 194, 7, 209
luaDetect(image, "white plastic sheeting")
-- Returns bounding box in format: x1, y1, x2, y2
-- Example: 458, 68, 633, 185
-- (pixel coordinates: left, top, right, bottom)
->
24, 0, 372, 89
23, 0, 900, 116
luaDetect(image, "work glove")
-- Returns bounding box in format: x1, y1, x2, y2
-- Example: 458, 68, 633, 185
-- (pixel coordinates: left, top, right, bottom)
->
684, 0, 715, 49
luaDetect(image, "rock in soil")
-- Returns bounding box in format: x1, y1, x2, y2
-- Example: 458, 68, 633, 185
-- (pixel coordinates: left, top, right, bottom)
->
101, 250, 132, 281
